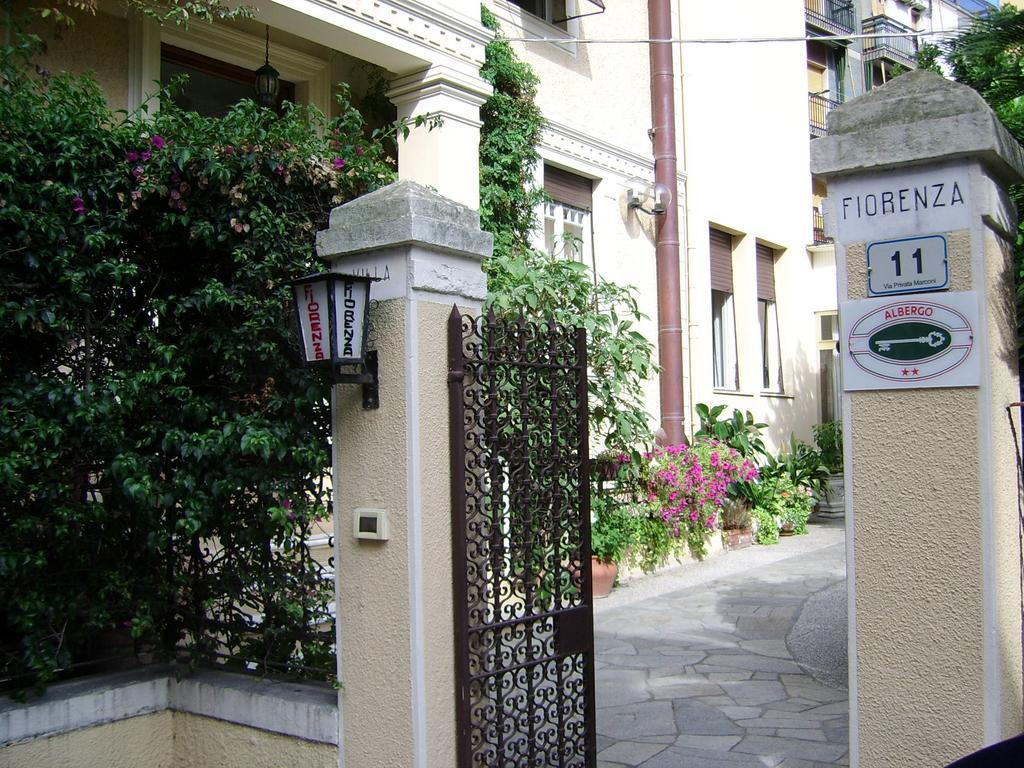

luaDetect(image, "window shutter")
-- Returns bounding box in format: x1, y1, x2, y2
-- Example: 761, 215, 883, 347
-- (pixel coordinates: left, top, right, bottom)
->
544, 165, 593, 211
757, 244, 777, 301
709, 228, 734, 293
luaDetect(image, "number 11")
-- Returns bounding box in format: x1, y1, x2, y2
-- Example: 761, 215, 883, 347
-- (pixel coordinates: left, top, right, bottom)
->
891, 248, 923, 277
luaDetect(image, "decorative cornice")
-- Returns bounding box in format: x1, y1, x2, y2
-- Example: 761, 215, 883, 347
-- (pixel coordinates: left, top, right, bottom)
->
541, 118, 686, 185
302, 0, 492, 68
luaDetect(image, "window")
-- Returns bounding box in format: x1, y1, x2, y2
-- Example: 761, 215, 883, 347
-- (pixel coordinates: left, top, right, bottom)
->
757, 244, 782, 392
817, 312, 841, 422
542, 165, 592, 262
508, 0, 570, 29
710, 228, 737, 390
161, 44, 295, 117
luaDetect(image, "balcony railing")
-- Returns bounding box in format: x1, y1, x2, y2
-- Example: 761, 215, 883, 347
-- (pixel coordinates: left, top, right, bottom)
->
805, 0, 856, 37
862, 15, 918, 70
813, 208, 831, 245
809, 92, 840, 138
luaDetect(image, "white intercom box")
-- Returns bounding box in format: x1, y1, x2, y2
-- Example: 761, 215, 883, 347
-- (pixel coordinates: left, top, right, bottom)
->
353, 508, 389, 541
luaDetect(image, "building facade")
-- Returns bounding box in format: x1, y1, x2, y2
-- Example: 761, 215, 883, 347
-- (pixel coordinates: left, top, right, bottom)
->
22, 0, 998, 448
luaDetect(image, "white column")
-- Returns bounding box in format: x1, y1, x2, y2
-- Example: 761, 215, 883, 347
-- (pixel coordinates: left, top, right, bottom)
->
388, 66, 491, 211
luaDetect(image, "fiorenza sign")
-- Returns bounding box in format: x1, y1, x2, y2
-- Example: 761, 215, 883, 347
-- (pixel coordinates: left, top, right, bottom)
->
841, 292, 980, 390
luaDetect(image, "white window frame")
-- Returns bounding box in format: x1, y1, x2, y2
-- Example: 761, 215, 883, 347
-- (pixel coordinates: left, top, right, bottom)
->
816, 310, 842, 423
712, 289, 738, 391
492, 1, 581, 54
541, 200, 590, 262
759, 298, 783, 392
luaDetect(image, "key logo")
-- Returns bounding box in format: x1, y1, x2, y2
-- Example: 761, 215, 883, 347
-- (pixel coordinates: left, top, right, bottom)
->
847, 299, 973, 382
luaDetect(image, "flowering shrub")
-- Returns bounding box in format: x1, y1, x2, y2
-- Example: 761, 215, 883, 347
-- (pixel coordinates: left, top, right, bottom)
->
645, 439, 758, 559
0, 35, 397, 691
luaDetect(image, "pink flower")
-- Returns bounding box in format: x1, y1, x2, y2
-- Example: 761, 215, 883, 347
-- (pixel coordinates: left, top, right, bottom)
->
332, 157, 346, 170
355, 146, 365, 156
150, 135, 166, 150
71, 196, 87, 214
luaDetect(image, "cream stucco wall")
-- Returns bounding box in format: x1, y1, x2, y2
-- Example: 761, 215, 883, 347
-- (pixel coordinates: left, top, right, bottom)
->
335, 298, 415, 768
2, 711, 174, 768
1, 711, 336, 768
679, 0, 820, 448
171, 712, 335, 768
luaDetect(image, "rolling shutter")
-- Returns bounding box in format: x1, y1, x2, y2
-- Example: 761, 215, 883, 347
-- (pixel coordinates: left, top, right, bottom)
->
756, 244, 777, 301
544, 165, 593, 211
709, 228, 734, 293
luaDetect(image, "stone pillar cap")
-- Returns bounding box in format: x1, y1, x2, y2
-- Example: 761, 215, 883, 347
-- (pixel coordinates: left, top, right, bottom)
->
811, 70, 1024, 184
316, 180, 493, 262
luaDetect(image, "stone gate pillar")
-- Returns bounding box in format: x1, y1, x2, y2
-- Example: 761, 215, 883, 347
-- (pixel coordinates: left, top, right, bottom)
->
315, 181, 492, 768
812, 71, 1024, 767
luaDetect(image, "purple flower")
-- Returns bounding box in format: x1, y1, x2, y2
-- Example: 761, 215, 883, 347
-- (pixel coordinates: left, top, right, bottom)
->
282, 499, 293, 509
332, 157, 346, 170
126, 151, 139, 162
150, 135, 166, 150
72, 196, 87, 215
132, 166, 144, 180
355, 146, 365, 156
141, 150, 152, 162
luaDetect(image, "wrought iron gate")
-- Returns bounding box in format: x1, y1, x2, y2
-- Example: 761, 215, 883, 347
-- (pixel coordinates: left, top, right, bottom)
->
448, 309, 597, 768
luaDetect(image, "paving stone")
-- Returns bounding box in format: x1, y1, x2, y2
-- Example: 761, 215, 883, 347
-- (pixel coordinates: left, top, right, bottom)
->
732, 735, 848, 763
597, 668, 651, 707
803, 702, 848, 717
597, 740, 669, 766
776, 729, 828, 742
718, 706, 763, 720
706, 671, 754, 682
647, 677, 725, 700
673, 698, 744, 736
736, 717, 827, 730
704, 655, 806, 671
638, 746, 776, 768
674, 734, 743, 751
777, 759, 838, 768
598, 701, 677, 740
719, 680, 789, 705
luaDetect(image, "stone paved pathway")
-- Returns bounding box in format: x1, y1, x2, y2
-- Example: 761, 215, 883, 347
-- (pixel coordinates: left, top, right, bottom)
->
594, 521, 848, 768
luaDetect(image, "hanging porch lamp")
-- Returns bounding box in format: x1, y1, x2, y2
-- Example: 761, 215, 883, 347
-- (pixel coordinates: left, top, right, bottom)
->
254, 25, 280, 108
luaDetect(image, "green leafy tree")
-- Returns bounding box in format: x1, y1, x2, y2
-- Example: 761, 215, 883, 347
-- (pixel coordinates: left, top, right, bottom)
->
933, 6, 1024, 357
22, 0, 252, 28
0, 34, 396, 690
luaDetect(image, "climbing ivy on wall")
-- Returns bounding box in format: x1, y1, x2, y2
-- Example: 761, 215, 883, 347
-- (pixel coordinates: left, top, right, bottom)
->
477, 5, 655, 452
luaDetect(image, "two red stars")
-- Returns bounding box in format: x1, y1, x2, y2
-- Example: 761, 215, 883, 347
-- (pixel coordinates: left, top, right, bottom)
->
901, 368, 921, 376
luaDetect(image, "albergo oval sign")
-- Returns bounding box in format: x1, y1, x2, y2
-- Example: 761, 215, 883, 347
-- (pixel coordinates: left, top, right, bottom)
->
842, 292, 979, 390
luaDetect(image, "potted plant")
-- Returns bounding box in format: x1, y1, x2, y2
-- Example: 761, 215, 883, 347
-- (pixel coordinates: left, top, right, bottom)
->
813, 421, 845, 518
590, 495, 635, 598
721, 491, 755, 550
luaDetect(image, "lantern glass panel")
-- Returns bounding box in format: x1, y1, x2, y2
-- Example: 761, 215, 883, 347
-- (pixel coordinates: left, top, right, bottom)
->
332, 278, 369, 365
293, 278, 332, 364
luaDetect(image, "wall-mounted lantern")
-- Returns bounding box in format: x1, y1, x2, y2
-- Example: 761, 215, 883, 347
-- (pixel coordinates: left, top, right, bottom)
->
290, 272, 380, 409
626, 180, 673, 216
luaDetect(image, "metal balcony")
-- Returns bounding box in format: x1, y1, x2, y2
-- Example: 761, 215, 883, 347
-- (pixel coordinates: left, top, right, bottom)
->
805, 0, 856, 37
809, 92, 840, 138
812, 208, 832, 245
862, 15, 918, 70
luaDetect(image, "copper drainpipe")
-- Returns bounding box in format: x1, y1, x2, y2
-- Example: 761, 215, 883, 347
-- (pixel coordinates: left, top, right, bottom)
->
649, 0, 686, 444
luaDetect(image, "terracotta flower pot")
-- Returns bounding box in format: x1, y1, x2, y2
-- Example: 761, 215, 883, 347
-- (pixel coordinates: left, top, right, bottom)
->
591, 556, 618, 599
723, 527, 753, 550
